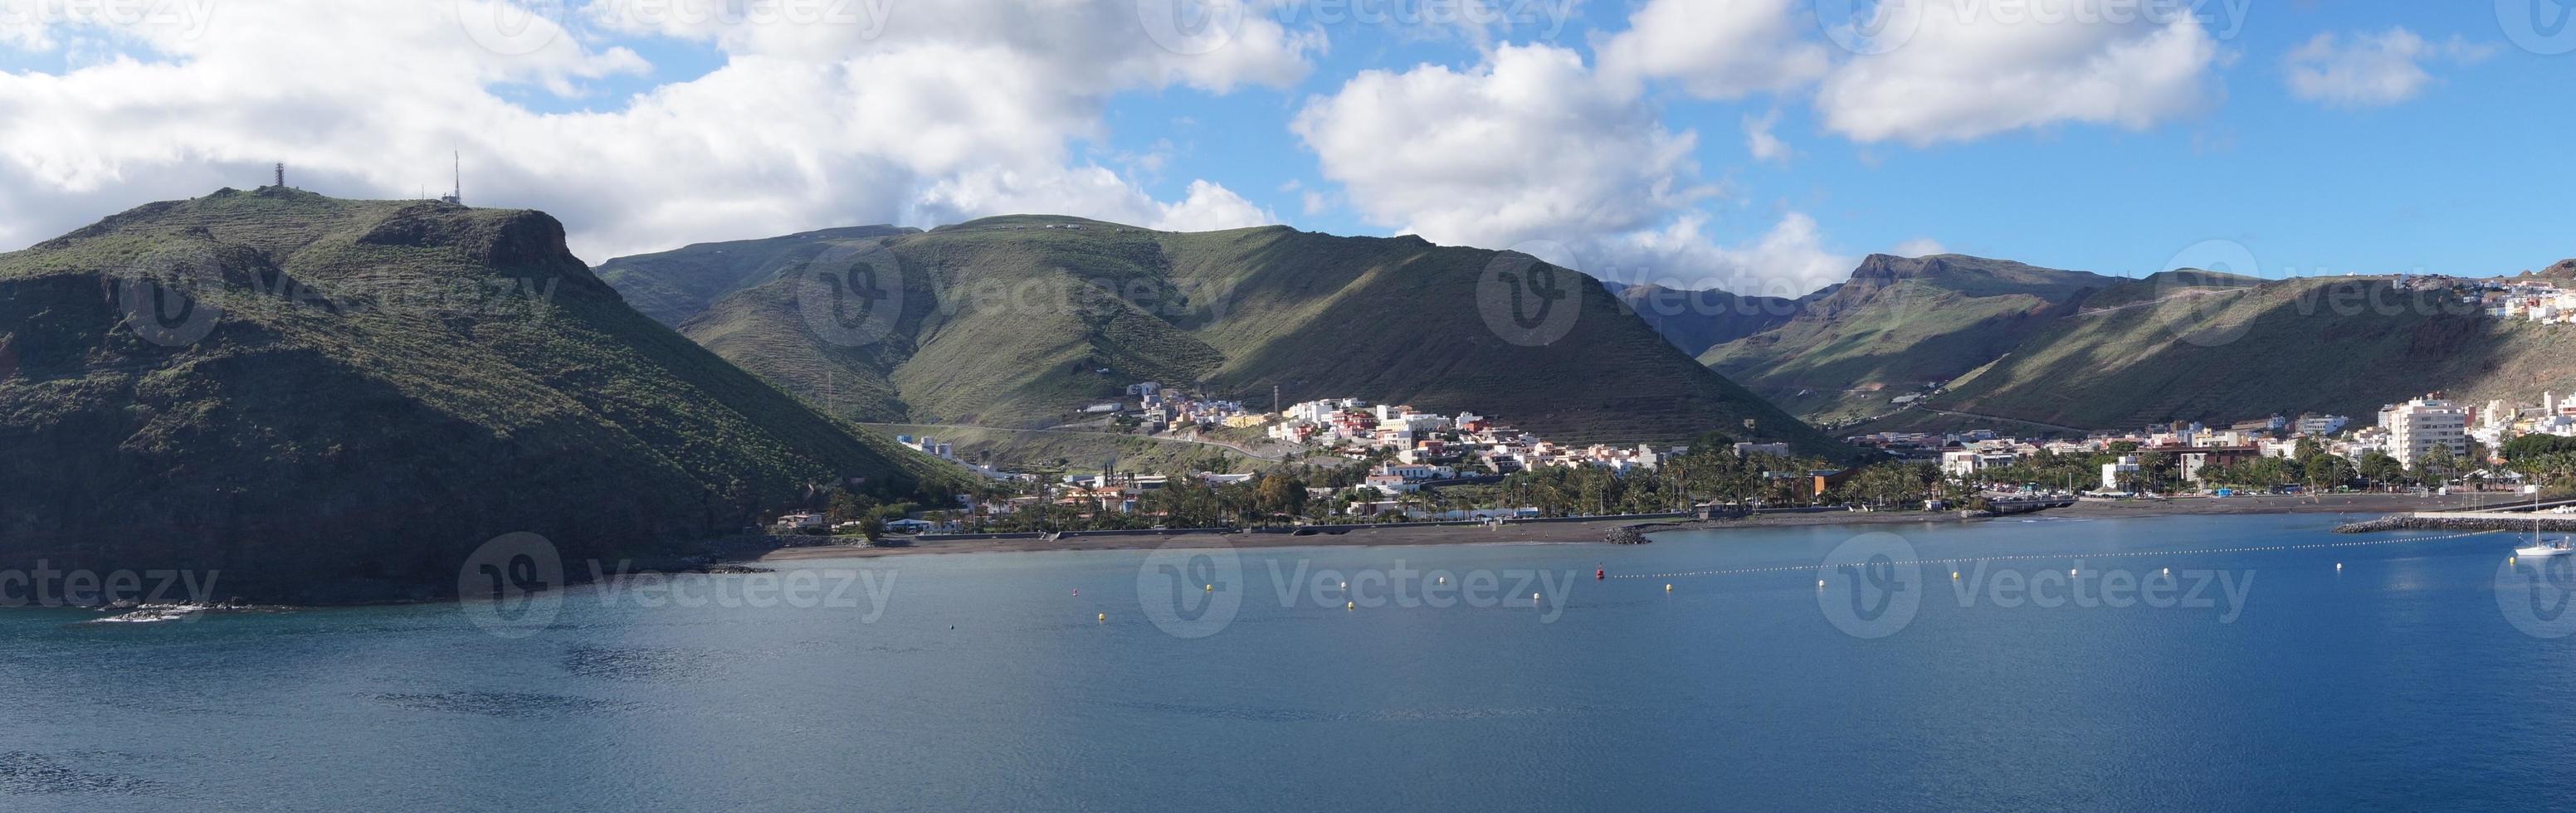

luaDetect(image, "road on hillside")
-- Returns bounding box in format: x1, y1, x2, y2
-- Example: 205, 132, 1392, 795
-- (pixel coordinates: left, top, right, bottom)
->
857, 422, 1293, 461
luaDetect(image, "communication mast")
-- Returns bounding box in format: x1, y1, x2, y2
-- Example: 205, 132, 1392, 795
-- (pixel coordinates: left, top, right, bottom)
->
438, 152, 461, 205
274, 163, 285, 187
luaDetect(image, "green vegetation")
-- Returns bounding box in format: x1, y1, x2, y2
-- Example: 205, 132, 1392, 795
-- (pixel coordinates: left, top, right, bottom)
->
1884, 276, 2533, 433
0, 188, 972, 602
597, 217, 1848, 456
1699, 255, 2117, 425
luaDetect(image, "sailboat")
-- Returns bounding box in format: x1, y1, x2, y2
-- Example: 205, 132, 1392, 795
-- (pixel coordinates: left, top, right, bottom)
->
2517, 494, 2573, 557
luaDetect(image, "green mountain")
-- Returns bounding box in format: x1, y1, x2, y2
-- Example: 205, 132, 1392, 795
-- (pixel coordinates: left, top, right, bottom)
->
1696, 254, 2119, 425
1612, 282, 1814, 357
1864, 273, 2576, 433
0, 188, 968, 603
595, 217, 1845, 455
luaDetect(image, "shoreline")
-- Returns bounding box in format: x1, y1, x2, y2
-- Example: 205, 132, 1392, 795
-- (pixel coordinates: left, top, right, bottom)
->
756, 493, 2497, 563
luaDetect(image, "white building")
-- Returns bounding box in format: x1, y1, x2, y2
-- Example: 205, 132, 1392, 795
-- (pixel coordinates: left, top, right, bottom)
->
2101, 455, 2141, 491
2381, 397, 2470, 468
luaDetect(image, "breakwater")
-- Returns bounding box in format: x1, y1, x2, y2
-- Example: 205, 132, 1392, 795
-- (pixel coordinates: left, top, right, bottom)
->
2335, 512, 2576, 533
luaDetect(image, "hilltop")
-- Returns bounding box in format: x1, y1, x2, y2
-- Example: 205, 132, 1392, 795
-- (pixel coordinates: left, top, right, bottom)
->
1697, 254, 2119, 424
594, 217, 1846, 455
0, 188, 969, 602
1612, 281, 1815, 357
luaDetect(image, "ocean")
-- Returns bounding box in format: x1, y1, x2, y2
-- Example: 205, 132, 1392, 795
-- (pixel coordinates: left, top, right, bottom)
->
4, 513, 2572, 811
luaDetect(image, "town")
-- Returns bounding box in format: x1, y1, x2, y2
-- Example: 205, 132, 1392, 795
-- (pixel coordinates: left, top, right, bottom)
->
774, 382, 2576, 543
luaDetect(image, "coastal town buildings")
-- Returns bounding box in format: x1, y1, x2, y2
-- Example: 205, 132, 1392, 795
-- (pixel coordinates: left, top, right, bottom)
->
2380, 397, 2471, 468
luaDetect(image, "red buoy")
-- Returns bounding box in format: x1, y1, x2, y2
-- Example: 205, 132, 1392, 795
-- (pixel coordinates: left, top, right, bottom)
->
1596, 567, 1606, 581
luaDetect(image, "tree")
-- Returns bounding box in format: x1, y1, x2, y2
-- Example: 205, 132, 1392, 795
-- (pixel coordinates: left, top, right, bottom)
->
858, 515, 887, 545
2358, 451, 2407, 490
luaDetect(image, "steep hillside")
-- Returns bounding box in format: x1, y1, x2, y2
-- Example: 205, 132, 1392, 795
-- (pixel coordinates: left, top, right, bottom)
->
0, 189, 968, 602
1697, 254, 2119, 424
1614, 282, 1816, 357
597, 217, 1845, 455
595, 225, 919, 325
1866, 275, 2576, 432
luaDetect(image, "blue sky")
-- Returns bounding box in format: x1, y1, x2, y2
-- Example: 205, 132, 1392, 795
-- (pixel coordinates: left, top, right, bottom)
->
1087, 0, 2574, 280
1, 0, 2569, 292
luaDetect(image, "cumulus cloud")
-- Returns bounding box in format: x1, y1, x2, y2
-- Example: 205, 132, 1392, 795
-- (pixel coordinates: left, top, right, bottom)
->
1595, 0, 1829, 100
1599, 213, 1857, 299
1294, 42, 1854, 295
2285, 28, 2496, 109
1894, 237, 1948, 257
1816, 2, 2221, 144
0, 0, 1306, 258
1291, 43, 1713, 253
1744, 110, 1789, 163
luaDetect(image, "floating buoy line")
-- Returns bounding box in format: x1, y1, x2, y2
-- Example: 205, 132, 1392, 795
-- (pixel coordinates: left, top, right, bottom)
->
1608, 529, 2507, 582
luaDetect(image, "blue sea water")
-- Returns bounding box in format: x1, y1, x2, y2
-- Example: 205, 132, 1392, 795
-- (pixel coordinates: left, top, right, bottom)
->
4, 513, 2574, 811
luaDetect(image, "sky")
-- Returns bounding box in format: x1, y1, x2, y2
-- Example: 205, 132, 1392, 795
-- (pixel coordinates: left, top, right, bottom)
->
1, 0, 2570, 296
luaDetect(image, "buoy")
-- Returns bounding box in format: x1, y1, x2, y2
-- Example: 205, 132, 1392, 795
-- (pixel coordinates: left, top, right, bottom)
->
1597, 567, 1606, 581
2070, 568, 2078, 576
1437, 577, 1447, 585
1665, 584, 1673, 591
2336, 562, 2344, 570
1339, 581, 1348, 589
1097, 613, 1106, 621
1072, 589, 1080, 596
1204, 584, 1213, 591
1817, 579, 1826, 588
1952, 572, 1961, 580
1346, 601, 1355, 610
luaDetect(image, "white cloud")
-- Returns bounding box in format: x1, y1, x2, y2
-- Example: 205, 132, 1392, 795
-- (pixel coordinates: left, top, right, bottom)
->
1599, 213, 1856, 298
1596, 0, 1829, 100
1894, 237, 1947, 257
1152, 179, 1276, 232
1815, 3, 2221, 144
1744, 110, 1788, 163
1291, 43, 1713, 253
0, 0, 1310, 258
2285, 28, 2495, 109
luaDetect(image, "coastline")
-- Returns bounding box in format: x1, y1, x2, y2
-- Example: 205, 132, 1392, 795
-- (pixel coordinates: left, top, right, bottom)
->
756, 493, 2496, 562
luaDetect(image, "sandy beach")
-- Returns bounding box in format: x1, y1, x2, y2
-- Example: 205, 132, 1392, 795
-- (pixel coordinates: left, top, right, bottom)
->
756, 492, 2500, 562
